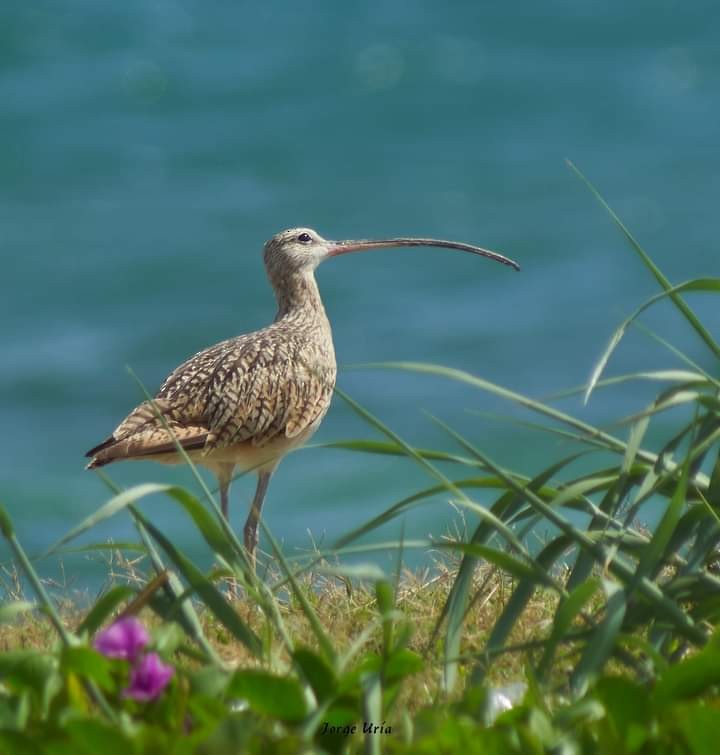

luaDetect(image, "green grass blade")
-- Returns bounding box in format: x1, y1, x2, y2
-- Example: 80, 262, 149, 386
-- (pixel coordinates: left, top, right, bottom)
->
356, 361, 638, 459
438, 455, 584, 692
362, 672, 383, 755
332, 385, 481, 503
43, 483, 181, 557
472, 535, 573, 685
318, 439, 482, 468
630, 424, 691, 591
262, 522, 336, 664
136, 511, 263, 658
537, 577, 601, 680
44, 483, 247, 575
76, 586, 137, 635
0, 504, 121, 721
567, 413, 649, 592
570, 579, 627, 692
567, 160, 720, 360
436, 435, 705, 644
91, 470, 227, 667
633, 321, 720, 387
436, 542, 557, 586
585, 280, 720, 403
0, 503, 76, 647
332, 476, 512, 552
548, 369, 713, 401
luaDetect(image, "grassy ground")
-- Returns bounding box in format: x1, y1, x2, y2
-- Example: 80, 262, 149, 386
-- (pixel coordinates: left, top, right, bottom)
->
0, 554, 559, 706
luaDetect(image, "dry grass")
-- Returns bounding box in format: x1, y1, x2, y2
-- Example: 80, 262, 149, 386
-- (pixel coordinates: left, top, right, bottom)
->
0, 553, 561, 711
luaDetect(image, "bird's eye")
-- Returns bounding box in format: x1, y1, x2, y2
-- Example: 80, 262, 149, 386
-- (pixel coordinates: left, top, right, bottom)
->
297, 232, 312, 244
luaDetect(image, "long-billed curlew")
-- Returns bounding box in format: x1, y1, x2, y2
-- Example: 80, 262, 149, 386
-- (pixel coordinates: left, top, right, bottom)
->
86, 228, 520, 562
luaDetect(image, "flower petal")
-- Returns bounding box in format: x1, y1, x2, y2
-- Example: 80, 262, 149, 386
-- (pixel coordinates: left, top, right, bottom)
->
123, 652, 174, 701
94, 616, 150, 662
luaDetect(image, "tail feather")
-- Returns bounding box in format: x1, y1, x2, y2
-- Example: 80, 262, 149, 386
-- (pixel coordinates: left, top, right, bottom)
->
85, 436, 117, 460
85, 429, 208, 469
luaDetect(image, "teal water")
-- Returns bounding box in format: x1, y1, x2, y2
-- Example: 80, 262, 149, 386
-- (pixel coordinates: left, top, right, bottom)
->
1, 2, 719, 582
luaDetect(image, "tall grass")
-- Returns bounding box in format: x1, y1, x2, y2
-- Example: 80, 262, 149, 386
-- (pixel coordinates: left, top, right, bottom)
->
1, 167, 719, 753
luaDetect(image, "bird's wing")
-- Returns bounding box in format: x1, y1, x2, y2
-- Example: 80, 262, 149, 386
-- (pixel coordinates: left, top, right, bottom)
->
200, 333, 335, 449
86, 332, 335, 467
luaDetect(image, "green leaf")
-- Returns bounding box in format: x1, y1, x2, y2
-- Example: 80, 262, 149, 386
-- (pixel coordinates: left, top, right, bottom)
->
653, 645, 720, 706
593, 676, 650, 750
64, 719, 134, 755
384, 649, 424, 683
188, 666, 231, 699
0, 732, 41, 755
678, 704, 720, 755
43, 483, 172, 556
293, 647, 338, 703
0, 652, 58, 697
434, 424, 704, 648
60, 647, 115, 691
227, 669, 308, 722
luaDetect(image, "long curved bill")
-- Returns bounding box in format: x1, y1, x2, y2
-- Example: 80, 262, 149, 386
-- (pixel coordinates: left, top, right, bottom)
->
326, 237, 520, 271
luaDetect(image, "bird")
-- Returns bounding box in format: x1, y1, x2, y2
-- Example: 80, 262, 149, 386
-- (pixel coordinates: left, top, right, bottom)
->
85, 227, 520, 563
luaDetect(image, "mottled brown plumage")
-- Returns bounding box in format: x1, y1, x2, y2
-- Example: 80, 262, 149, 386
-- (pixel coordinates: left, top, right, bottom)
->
86, 227, 519, 562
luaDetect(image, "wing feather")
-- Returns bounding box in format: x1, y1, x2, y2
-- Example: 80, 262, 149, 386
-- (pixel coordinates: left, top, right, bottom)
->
85, 326, 336, 467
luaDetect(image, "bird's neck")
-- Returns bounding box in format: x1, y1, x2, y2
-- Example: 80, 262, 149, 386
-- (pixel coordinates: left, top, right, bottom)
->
273, 271, 328, 324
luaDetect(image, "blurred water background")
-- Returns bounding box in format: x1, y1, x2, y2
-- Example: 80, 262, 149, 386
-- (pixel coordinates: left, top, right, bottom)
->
1, 1, 719, 587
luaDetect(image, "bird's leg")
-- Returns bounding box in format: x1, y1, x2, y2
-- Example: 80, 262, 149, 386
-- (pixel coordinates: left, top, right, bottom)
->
215, 463, 238, 599
216, 463, 236, 520
244, 471, 272, 566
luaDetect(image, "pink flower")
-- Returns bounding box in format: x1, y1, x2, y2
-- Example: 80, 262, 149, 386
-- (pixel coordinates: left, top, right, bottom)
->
122, 652, 174, 701
94, 617, 174, 702
94, 616, 149, 662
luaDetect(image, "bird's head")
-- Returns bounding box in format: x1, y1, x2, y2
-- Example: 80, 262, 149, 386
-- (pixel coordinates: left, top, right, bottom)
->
263, 228, 330, 278
263, 226, 520, 281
